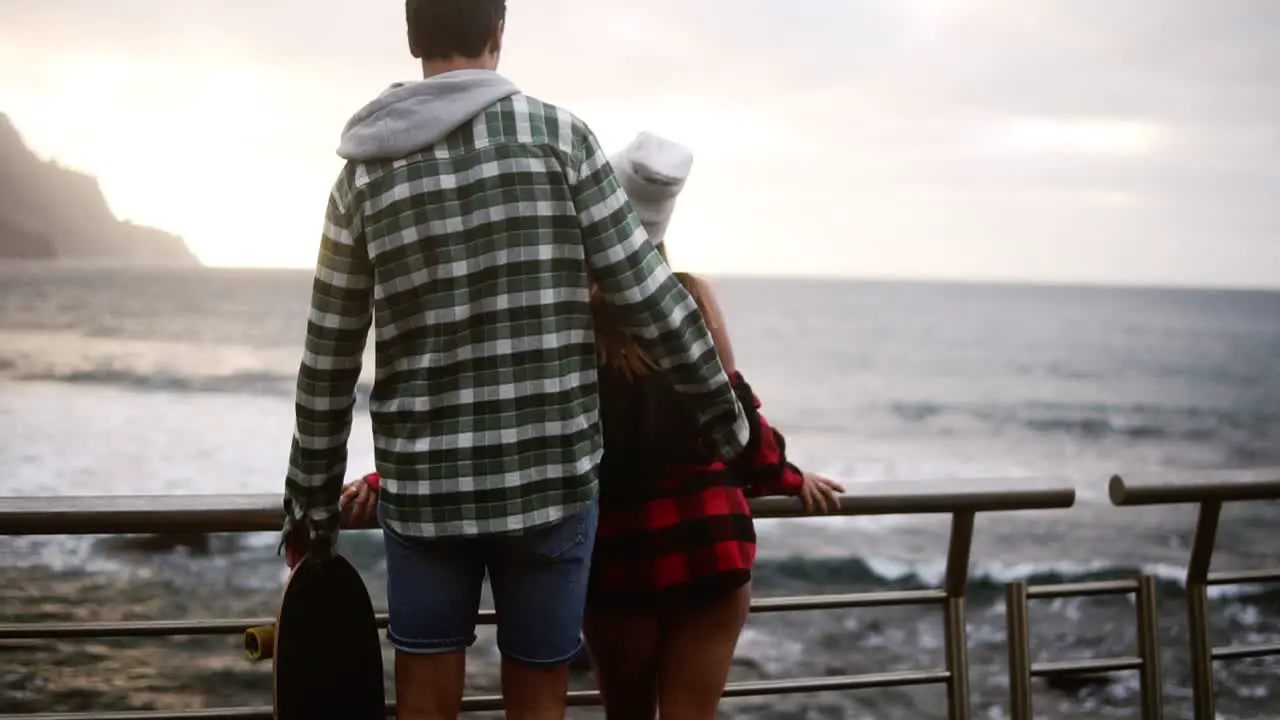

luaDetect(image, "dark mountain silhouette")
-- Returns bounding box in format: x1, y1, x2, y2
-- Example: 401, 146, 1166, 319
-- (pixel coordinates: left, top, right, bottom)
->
0, 113, 198, 264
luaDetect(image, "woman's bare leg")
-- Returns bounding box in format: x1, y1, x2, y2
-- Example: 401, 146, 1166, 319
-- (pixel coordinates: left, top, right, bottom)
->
583, 606, 662, 720
655, 583, 752, 720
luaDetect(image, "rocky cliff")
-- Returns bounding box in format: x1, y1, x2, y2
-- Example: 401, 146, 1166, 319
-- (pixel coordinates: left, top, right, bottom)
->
0, 113, 199, 264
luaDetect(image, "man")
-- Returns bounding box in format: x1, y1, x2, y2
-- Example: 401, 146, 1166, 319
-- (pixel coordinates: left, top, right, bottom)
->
280, 1, 749, 719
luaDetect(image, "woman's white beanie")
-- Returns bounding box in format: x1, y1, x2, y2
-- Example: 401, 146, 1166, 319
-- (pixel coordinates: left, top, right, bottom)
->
609, 131, 693, 246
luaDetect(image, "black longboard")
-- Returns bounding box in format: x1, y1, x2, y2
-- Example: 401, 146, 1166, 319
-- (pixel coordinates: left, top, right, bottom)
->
245, 552, 385, 719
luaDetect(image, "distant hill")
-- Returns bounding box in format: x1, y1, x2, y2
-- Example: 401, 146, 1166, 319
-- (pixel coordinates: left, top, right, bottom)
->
0, 113, 198, 264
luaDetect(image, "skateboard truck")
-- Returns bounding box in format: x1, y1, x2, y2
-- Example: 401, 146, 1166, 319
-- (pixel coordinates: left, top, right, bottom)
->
244, 624, 275, 662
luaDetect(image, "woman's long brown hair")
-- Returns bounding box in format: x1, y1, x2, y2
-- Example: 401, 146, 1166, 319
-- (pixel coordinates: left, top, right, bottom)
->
591, 244, 707, 380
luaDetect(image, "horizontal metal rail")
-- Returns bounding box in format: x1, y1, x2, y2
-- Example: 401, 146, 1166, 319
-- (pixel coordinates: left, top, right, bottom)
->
0, 590, 948, 641
1024, 579, 1138, 599
1108, 471, 1280, 720
1005, 575, 1162, 720
1108, 469, 1280, 506
0, 479, 1077, 536
3, 670, 956, 720
1205, 568, 1280, 586
1213, 643, 1280, 661
0, 478, 1079, 720
1030, 657, 1143, 675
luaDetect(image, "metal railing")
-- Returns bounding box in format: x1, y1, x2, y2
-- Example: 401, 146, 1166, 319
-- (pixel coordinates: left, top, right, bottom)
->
999, 470, 1280, 720
3, 472, 1278, 719
0, 479, 1079, 720
1108, 471, 1280, 720
1005, 575, 1164, 719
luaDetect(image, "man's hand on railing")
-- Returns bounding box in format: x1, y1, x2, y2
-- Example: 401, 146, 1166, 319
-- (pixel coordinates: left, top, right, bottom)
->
800, 472, 845, 514
340, 474, 380, 528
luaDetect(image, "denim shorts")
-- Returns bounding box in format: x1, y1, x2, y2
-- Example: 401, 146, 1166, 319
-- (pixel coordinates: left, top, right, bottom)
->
380, 501, 598, 668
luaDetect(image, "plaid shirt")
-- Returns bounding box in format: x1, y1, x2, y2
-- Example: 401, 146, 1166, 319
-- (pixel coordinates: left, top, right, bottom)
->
283, 94, 748, 544
588, 372, 806, 607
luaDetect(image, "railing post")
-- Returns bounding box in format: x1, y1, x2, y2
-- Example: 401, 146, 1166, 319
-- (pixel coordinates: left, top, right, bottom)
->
943, 511, 975, 720
1134, 574, 1164, 719
1186, 501, 1221, 720
1004, 581, 1033, 720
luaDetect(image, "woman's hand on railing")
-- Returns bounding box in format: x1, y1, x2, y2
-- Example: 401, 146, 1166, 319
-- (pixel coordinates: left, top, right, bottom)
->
799, 472, 845, 514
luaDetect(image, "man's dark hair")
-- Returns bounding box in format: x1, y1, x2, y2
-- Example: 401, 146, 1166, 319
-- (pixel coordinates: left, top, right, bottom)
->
406, 0, 507, 60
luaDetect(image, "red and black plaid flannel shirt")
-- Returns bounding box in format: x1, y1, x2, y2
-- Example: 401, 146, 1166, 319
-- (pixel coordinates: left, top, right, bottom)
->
587, 372, 805, 608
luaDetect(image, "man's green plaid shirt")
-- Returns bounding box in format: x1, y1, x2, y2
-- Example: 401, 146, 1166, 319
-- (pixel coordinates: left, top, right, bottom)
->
283, 93, 748, 543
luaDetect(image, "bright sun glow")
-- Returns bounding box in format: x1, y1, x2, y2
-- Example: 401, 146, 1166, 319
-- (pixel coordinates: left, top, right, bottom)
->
4, 55, 345, 268
5, 61, 805, 270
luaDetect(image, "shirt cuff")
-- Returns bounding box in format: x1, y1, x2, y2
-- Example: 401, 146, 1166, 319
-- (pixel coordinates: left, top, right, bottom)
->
278, 496, 342, 555
707, 403, 750, 460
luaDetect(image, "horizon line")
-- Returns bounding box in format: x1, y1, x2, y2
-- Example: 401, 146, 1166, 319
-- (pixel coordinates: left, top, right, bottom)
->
5, 258, 1277, 294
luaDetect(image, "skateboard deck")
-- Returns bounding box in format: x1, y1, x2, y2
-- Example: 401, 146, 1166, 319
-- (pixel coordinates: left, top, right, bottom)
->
244, 552, 385, 719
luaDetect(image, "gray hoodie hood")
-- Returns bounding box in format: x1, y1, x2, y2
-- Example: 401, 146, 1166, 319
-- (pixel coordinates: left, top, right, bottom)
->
337, 70, 519, 162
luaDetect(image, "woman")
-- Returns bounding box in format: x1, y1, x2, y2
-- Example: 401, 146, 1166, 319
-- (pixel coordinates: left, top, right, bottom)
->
341, 132, 844, 720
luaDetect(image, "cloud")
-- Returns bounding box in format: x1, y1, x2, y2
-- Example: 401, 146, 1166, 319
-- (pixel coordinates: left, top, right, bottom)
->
0, 0, 1277, 285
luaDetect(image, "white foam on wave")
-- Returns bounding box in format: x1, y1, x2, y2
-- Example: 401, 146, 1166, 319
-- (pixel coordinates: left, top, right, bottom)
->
756, 551, 1275, 606
1, 378, 1120, 501
0, 378, 1005, 563
0, 380, 374, 498
2, 535, 139, 576
0, 380, 376, 565
2, 377, 1265, 610
787, 438, 1120, 504
0, 328, 302, 389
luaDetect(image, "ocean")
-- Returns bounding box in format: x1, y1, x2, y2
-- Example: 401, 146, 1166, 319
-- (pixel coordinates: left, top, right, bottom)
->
1, 262, 1278, 719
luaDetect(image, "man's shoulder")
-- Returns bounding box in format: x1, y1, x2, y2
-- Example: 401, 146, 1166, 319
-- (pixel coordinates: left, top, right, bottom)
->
506, 93, 581, 122
478, 93, 593, 154
341, 95, 597, 198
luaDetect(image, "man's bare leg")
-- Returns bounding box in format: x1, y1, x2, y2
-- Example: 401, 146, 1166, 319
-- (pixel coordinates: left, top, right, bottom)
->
394, 650, 467, 720
500, 660, 571, 720
488, 503, 600, 720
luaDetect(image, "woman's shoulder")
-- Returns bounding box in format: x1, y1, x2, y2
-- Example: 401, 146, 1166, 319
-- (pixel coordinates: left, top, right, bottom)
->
673, 272, 718, 306
673, 271, 710, 291
673, 272, 734, 372
673, 273, 725, 323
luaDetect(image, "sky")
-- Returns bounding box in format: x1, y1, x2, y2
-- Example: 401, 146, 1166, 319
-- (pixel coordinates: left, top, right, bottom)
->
1, 0, 1278, 288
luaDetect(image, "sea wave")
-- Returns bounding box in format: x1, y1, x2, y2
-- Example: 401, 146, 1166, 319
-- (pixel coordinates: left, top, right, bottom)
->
889, 398, 1278, 449
7, 362, 1277, 455
12, 367, 300, 395
4, 364, 377, 407
4, 533, 1276, 609
753, 554, 1280, 604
